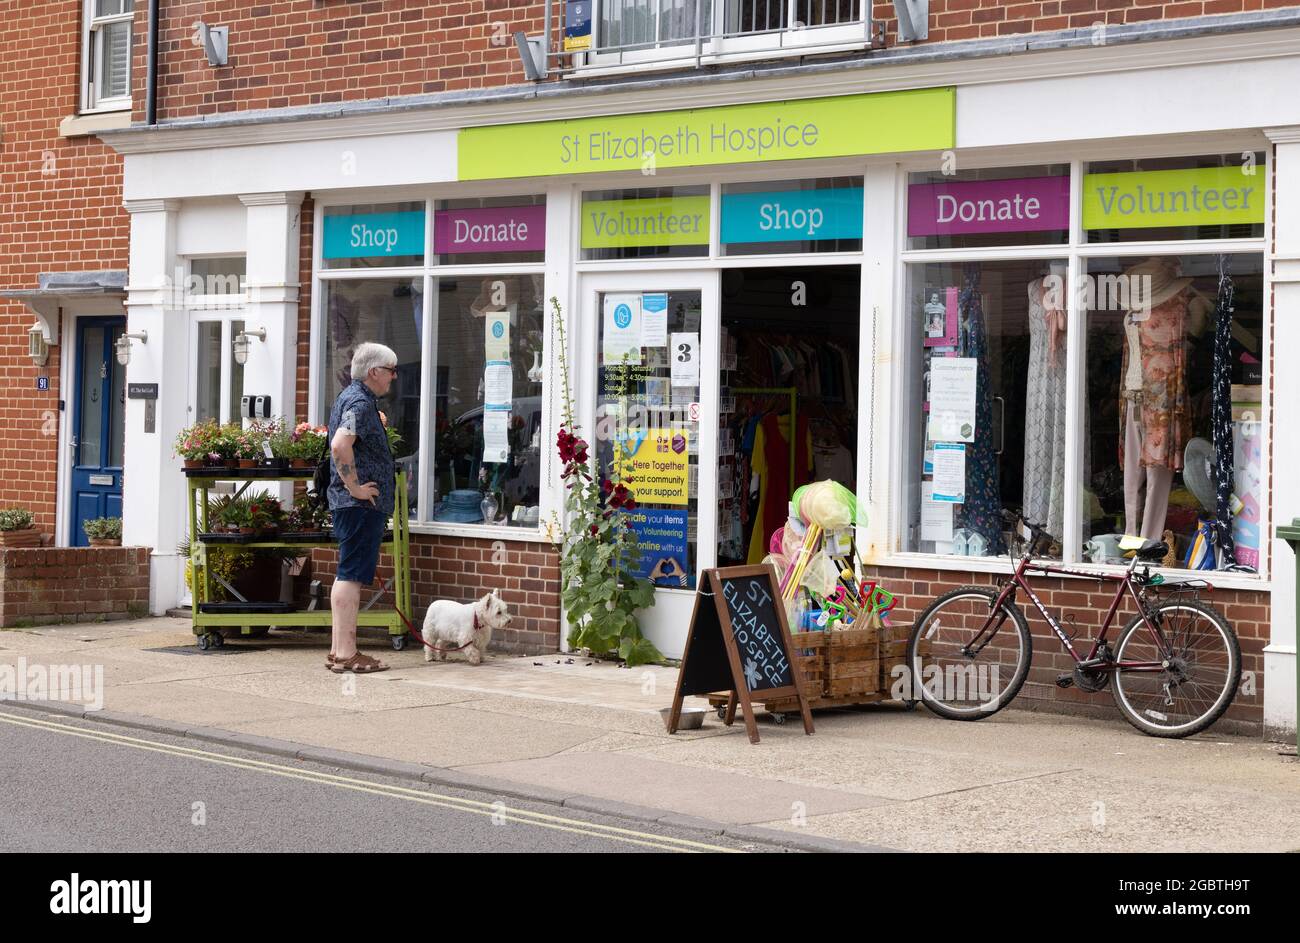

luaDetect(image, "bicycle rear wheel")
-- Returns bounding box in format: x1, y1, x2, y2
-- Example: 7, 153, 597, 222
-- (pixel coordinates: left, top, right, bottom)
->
1110, 599, 1241, 738
907, 586, 1032, 721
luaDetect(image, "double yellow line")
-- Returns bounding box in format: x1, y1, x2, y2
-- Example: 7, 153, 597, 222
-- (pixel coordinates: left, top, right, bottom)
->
0, 709, 743, 854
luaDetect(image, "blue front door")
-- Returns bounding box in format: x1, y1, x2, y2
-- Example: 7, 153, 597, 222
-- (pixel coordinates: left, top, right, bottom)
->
71, 317, 126, 546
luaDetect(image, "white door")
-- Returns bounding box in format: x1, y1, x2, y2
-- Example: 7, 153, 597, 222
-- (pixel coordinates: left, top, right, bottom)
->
576, 272, 720, 659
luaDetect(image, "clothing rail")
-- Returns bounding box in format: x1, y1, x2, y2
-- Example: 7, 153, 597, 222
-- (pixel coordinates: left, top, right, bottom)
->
733, 386, 797, 484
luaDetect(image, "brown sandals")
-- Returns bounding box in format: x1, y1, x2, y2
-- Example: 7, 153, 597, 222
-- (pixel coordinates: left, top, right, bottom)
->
328, 652, 390, 674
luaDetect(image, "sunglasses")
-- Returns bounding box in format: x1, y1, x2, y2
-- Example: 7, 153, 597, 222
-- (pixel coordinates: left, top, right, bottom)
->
376, 365, 399, 376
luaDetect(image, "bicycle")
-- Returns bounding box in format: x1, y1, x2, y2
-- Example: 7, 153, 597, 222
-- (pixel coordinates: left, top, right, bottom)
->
906, 516, 1241, 738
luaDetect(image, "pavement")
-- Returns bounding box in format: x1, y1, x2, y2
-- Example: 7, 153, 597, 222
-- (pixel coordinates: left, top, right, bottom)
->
1, 616, 1297, 853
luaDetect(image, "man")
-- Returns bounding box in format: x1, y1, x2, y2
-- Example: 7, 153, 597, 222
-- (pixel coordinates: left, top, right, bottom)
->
326, 342, 398, 673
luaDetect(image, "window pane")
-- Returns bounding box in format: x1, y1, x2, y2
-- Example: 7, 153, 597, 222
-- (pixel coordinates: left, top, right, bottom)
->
96, 1, 133, 16
108, 324, 125, 467
323, 279, 425, 518
79, 327, 105, 468
596, 289, 701, 589
600, 0, 656, 48
322, 202, 425, 270
720, 176, 862, 256
433, 195, 545, 266
194, 321, 222, 425
1081, 254, 1264, 573
431, 275, 545, 527
229, 320, 245, 426
580, 185, 710, 261
904, 259, 1069, 560
725, 0, 785, 32
659, 0, 712, 42
98, 20, 131, 100
907, 164, 1070, 251
189, 257, 246, 295
1084, 154, 1266, 244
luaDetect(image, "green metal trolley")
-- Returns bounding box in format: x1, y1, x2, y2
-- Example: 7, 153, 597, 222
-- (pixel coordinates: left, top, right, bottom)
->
185, 467, 411, 651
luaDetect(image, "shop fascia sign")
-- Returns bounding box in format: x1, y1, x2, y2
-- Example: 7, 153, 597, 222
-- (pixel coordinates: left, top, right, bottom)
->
907, 176, 1069, 236
1082, 166, 1264, 229
323, 209, 425, 259
457, 87, 955, 180
722, 186, 864, 243
582, 195, 710, 249
434, 204, 546, 253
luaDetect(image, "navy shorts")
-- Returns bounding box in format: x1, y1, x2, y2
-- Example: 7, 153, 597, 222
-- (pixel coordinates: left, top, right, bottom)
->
333, 506, 386, 584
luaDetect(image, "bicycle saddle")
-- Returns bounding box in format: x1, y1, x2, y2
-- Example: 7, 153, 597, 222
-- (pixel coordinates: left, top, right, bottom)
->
1132, 539, 1168, 561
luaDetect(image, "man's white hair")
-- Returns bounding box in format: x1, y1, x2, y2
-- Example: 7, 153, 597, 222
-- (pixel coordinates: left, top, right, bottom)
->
350, 342, 398, 380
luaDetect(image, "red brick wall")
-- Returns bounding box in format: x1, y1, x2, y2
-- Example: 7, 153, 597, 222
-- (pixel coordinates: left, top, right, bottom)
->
0, 546, 151, 627
871, 0, 1295, 45
0, 1, 130, 536
865, 564, 1268, 730
309, 536, 562, 654
133, 0, 564, 122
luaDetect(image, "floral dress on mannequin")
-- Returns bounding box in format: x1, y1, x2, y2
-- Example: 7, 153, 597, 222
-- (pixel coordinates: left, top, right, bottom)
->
1023, 275, 1068, 541
955, 263, 1005, 555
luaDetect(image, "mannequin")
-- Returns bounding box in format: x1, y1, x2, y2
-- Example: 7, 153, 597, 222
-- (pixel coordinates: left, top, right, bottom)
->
1118, 257, 1211, 540
1023, 261, 1068, 540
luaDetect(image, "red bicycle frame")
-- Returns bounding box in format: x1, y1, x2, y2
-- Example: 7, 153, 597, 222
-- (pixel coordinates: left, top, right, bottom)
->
964, 550, 1177, 673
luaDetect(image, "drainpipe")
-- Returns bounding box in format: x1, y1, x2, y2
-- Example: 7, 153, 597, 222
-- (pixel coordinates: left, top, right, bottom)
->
146, 0, 160, 125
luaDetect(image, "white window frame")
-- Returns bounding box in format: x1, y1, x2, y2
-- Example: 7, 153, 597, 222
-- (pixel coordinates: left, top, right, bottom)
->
82, 0, 134, 113
579, 0, 872, 75
888, 144, 1273, 590
311, 190, 553, 540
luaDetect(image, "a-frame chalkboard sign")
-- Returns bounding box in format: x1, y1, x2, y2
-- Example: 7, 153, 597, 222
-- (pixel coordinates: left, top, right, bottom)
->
665, 565, 813, 744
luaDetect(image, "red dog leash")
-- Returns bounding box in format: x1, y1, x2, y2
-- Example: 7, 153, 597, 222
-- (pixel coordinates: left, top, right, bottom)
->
374, 578, 477, 654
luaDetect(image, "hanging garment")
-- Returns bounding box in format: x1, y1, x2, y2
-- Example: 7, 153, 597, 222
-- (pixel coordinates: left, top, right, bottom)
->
1117, 288, 1193, 472
745, 412, 812, 564
955, 263, 1006, 555
1210, 262, 1236, 560
1023, 277, 1069, 540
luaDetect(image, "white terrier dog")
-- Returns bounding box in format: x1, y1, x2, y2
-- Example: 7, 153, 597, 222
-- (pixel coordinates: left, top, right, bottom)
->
421, 590, 511, 666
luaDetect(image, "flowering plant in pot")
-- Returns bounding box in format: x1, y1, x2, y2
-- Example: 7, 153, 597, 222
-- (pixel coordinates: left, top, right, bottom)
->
379, 410, 403, 457
84, 516, 123, 546
247, 495, 283, 536
0, 508, 41, 547
230, 427, 261, 467
174, 420, 225, 468
547, 297, 660, 667
288, 421, 330, 468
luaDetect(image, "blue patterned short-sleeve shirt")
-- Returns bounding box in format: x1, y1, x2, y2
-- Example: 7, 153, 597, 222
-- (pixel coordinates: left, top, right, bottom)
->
327, 379, 395, 518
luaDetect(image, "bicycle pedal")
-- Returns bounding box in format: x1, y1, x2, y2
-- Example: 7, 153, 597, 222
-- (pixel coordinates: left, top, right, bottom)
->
1055, 673, 1075, 689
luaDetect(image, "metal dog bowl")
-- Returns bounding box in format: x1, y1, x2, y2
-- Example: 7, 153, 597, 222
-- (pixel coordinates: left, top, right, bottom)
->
661, 706, 706, 730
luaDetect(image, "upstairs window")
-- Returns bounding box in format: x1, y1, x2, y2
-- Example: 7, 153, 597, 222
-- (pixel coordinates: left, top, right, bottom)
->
84, 1, 134, 111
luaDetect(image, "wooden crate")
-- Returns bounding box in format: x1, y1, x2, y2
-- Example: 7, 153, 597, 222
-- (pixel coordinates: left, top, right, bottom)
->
878, 621, 928, 693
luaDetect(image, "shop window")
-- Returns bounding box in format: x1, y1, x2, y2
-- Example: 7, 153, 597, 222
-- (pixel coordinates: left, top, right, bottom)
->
322, 202, 426, 270
1081, 253, 1264, 572
903, 259, 1069, 561
720, 176, 863, 256
322, 279, 425, 518
434, 196, 546, 266
430, 275, 546, 528
906, 164, 1070, 251
1084, 153, 1266, 244
580, 185, 710, 261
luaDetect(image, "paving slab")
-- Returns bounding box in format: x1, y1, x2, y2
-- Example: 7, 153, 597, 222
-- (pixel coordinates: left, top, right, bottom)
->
461, 752, 894, 825
96, 679, 339, 727
233, 703, 610, 768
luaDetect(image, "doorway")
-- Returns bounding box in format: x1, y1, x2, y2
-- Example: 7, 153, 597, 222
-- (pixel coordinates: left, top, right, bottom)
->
70, 316, 126, 546
717, 264, 860, 568
580, 271, 720, 658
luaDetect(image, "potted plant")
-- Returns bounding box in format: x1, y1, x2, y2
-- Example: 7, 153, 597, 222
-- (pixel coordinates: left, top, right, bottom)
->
288, 421, 329, 469
174, 420, 223, 469
0, 508, 41, 548
231, 427, 260, 468
83, 516, 123, 546
547, 297, 660, 667
258, 418, 288, 470
217, 499, 252, 535
379, 411, 403, 456
288, 494, 324, 536
248, 495, 283, 537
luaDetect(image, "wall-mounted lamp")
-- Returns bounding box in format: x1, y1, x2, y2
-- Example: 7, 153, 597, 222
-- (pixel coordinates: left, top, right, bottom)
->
232, 326, 266, 366
28, 323, 49, 368
115, 329, 148, 367
196, 22, 230, 67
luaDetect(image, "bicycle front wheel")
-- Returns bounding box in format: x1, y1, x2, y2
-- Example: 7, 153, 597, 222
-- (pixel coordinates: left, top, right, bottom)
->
907, 586, 1032, 721
1110, 599, 1241, 738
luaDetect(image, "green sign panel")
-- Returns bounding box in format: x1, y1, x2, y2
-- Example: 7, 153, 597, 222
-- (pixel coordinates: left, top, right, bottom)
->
1083, 166, 1265, 230
581, 196, 711, 249
459, 87, 955, 180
